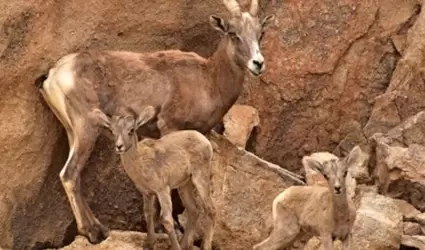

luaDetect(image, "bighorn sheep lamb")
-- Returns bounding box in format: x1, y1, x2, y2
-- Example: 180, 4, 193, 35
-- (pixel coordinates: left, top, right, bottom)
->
93, 105, 216, 250
253, 147, 361, 250
35, 0, 275, 242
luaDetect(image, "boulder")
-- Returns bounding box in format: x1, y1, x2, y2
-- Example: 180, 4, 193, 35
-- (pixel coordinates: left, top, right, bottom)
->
222, 105, 260, 149
53, 230, 170, 250
373, 134, 425, 211
202, 133, 302, 250
350, 192, 403, 250
401, 235, 425, 249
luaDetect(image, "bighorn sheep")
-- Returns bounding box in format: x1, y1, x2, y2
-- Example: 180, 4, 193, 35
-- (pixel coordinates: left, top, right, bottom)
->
35, 0, 275, 243
253, 147, 361, 250
92, 105, 215, 250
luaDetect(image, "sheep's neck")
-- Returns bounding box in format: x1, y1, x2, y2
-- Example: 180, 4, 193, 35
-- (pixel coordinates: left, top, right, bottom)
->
331, 190, 352, 238
207, 38, 245, 112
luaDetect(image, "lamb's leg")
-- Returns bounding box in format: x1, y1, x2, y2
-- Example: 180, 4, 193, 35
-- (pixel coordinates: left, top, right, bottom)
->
144, 194, 157, 250
156, 187, 181, 250
320, 233, 334, 250
178, 182, 200, 250
59, 120, 108, 243
342, 234, 351, 250
253, 206, 299, 250
191, 170, 216, 250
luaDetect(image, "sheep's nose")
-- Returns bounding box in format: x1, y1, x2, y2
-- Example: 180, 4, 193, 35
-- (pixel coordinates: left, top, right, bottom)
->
253, 59, 264, 70
334, 185, 341, 193
116, 144, 123, 151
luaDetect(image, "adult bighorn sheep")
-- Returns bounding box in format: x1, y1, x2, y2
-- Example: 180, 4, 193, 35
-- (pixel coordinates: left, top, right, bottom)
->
35, 0, 276, 244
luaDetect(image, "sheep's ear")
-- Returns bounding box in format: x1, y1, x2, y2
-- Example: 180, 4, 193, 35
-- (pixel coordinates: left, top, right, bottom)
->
345, 146, 362, 168
209, 15, 229, 34
302, 155, 323, 174
92, 109, 111, 128
135, 106, 156, 129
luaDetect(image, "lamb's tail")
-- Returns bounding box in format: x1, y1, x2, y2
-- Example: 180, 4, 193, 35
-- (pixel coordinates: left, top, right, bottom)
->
34, 74, 48, 89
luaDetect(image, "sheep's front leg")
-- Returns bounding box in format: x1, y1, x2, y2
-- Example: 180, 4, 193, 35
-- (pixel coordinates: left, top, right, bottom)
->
144, 194, 157, 249
156, 188, 181, 250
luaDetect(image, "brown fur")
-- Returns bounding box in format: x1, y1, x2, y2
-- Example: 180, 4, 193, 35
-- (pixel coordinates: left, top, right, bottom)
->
253, 147, 362, 250
94, 106, 215, 250
37, 0, 274, 243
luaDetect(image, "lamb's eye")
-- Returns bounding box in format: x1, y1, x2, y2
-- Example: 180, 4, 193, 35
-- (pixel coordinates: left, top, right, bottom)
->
228, 32, 240, 41
259, 31, 265, 41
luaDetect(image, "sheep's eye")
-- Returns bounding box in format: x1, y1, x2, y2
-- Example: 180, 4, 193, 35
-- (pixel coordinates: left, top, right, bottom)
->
128, 128, 134, 135
322, 174, 328, 179
343, 171, 348, 177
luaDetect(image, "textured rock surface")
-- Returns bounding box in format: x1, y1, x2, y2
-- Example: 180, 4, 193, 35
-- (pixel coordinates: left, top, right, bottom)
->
350, 192, 403, 250
0, 0, 238, 248
54, 231, 170, 250
401, 235, 425, 249
222, 105, 259, 149
372, 117, 425, 211
240, 0, 420, 173
202, 133, 299, 250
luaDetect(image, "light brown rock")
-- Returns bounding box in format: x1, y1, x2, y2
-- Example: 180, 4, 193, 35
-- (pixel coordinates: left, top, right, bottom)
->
350, 192, 403, 250
401, 235, 425, 249
54, 231, 170, 250
403, 222, 422, 235
222, 105, 259, 149
373, 135, 425, 211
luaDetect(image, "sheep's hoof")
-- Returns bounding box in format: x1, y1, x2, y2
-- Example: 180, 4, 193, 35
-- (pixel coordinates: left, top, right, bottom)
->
81, 221, 110, 244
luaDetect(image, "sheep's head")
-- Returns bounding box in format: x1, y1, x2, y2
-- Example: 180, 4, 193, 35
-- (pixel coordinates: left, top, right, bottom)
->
302, 146, 362, 196
93, 106, 156, 154
210, 0, 275, 76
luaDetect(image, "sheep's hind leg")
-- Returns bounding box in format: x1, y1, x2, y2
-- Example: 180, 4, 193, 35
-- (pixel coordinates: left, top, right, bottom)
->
144, 194, 158, 250
59, 119, 108, 243
191, 170, 216, 250
252, 208, 299, 250
178, 182, 200, 250
156, 187, 181, 250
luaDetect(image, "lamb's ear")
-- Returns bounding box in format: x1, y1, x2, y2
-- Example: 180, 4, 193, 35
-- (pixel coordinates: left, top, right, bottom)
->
345, 145, 362, 168
92, 109, 111, 128
261, 14, 275, 29
135, 106, 156, 129
302, 155, 323, 174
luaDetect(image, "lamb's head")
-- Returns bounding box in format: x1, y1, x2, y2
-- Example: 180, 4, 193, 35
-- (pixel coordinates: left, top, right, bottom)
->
209, 0, 275, 76
93, 106, 156, 154
302, 146, 362, 196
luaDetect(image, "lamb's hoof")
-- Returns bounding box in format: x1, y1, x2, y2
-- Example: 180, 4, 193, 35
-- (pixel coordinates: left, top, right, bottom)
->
81, 221, 110, 244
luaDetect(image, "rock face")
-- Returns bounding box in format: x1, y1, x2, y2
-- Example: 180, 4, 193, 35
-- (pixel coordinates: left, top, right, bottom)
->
372, 111, 425, 211
54, 231, 170, 250
350, 192, 403, 250
204, 133, 300, 250
222, 105, 260, 149
240, 0, 420, 173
